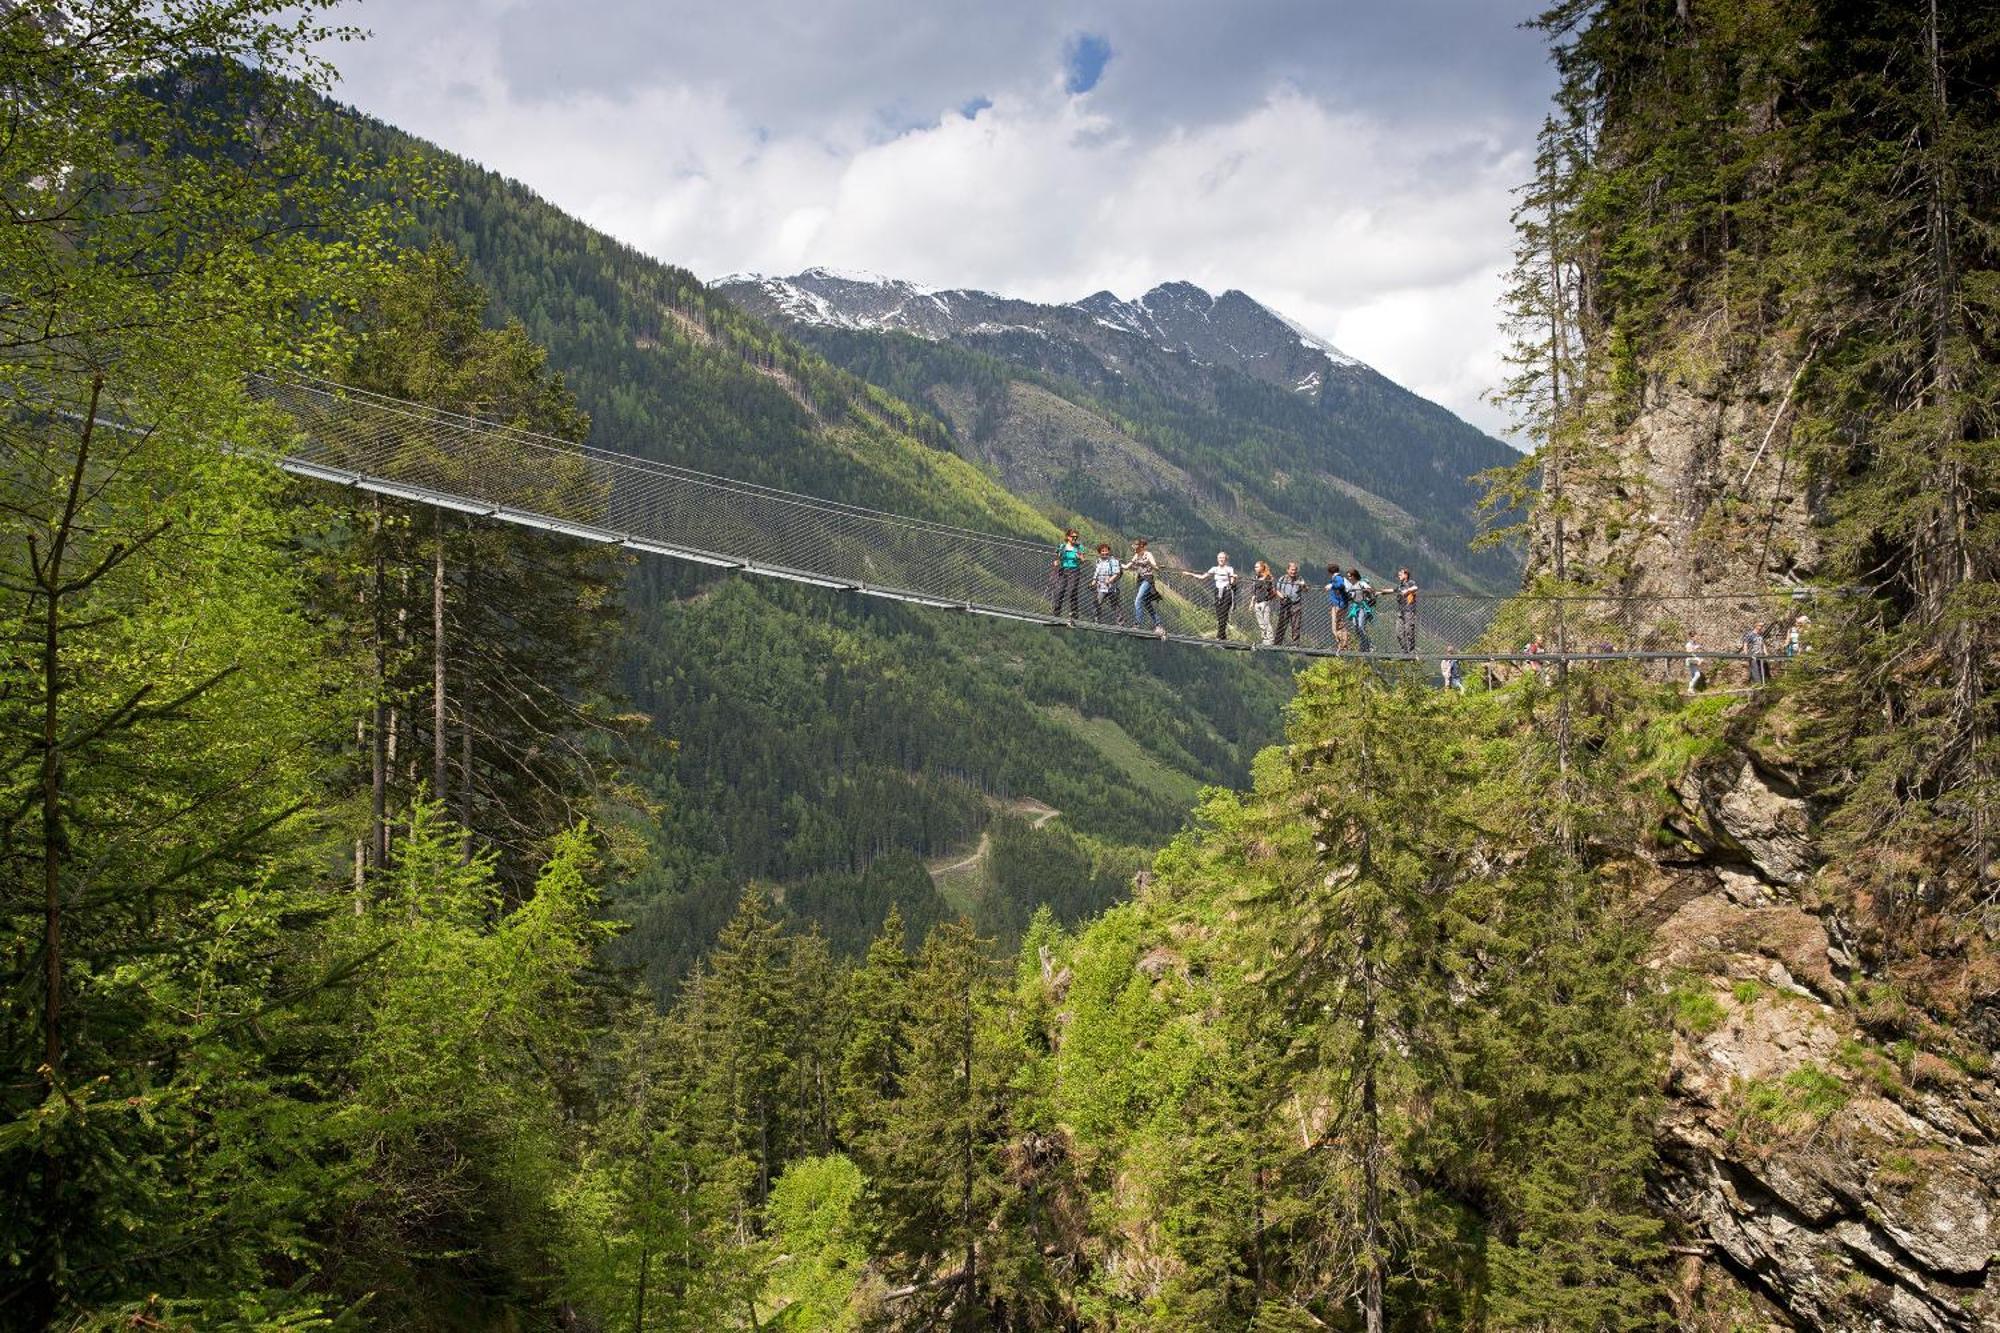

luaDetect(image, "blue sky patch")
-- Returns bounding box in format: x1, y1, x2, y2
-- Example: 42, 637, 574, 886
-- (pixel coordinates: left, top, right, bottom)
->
1062, 32, 1112, 95
960, 95, 992, 119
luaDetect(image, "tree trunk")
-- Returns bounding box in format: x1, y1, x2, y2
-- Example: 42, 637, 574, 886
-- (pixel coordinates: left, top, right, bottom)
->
38, 376, 101, 1081
1355, 714, 1385, 1333
1361, 951, 1384, 1333
1920, 0, 1986, 886
370, 496, 388, 870
632, 1240, 648, 1333
960, 976, 977, 1308
433, 507, 448, 801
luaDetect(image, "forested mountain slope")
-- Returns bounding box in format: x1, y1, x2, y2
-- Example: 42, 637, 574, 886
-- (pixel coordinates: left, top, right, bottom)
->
1494, 1, 2000, 1325
326, 108, 1298, 989
718, 269, 1522, 591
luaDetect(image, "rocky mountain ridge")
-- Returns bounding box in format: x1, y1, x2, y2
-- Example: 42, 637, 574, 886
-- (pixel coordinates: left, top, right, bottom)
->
716, 268, 1524, 592
715, 268, 1365, 397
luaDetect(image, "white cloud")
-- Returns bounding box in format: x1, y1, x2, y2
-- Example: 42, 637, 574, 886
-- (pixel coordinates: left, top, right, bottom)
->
326, 1, 1546, 436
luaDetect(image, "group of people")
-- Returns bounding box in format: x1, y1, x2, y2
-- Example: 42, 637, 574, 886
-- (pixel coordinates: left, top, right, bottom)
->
1684, 615, 1809, 692
1050, 530, 1811, 692
1049, 530, 1422, 653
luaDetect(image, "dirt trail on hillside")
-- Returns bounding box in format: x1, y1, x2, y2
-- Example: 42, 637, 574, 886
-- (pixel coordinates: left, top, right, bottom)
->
927, 797, 1058, 880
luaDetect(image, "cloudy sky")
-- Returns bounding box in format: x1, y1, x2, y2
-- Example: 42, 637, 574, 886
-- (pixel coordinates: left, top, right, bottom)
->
322, 1, 1557, 437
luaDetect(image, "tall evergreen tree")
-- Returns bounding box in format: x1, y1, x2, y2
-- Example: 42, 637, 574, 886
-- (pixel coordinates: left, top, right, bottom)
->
326, 246, 630, 896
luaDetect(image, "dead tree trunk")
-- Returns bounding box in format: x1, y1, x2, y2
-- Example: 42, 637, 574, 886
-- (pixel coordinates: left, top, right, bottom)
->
370, 496, 388, 871
433, 507, 448, 801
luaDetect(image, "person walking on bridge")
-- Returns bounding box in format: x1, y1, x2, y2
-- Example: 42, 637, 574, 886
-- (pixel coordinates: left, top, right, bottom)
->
1051, 528, 1083, 619
1326, 563, 1352, 650
1440, 646, 1464, 692
1275, 561, 1306, 643
1091, 543, 1125, 625
1183, 552, 1239, 641
1395, 568, 1420, 653
1347, 570, 1376, 652
1250, 560, 1278, 644
1129, 538, 1163, 636
1744, 622, 1768, 685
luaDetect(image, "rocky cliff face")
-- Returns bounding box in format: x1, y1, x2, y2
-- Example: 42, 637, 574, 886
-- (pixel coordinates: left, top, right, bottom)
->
1537, 317, 1997, 1326
1637, 719, 1998, 1329
1532, 328, 1827, 651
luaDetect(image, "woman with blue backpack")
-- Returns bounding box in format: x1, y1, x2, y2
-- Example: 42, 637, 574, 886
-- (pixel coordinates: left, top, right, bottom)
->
1326, 563, 1351, 650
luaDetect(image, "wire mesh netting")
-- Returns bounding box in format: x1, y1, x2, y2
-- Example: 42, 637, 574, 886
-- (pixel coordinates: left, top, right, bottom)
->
249, 373, 1820, 682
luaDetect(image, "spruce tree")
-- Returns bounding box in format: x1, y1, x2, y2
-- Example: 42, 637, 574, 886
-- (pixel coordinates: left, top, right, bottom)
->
864, 919, 1001, 1324
838, 904, 912, 1152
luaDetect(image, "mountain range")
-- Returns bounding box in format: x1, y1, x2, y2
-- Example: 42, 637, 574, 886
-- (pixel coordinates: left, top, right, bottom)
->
716, 268, 1521, 591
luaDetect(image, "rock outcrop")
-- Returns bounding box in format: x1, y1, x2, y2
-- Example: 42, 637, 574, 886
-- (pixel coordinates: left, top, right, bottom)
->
1644, 753, 2000, 1329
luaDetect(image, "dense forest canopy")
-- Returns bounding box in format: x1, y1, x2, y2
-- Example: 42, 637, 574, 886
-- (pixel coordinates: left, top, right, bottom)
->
2, 1, 1994, 1330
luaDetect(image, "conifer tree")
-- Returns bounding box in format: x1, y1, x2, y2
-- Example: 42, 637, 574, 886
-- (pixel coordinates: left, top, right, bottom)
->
327, 246, 629, 895
864, 919, 1001, 1322
696, 886, 796, 1212
838, 904, 913, 1150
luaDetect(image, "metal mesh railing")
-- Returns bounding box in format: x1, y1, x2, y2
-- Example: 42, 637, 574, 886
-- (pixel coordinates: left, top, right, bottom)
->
249, 373, 1818, 677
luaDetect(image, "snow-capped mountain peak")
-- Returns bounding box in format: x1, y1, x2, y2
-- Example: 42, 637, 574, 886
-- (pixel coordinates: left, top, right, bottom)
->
712, 271, 1372, 394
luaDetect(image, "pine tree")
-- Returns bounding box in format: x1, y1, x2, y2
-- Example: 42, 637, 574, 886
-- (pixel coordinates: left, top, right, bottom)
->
838, 904, 912, 1151
863, 918, 1001, 1324
325, 246, 630, 896
697, 886, 797, 1211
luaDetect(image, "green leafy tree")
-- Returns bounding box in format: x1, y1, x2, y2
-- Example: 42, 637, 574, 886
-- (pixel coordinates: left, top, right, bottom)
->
0, 3, 405, 1322
762, 1154, 870, 1330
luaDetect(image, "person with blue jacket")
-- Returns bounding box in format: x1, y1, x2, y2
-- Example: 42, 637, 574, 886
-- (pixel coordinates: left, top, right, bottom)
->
1326, 563, 1351, 649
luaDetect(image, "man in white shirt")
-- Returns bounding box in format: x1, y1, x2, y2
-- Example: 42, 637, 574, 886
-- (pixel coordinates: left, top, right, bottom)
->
1182, 552, 1239, 641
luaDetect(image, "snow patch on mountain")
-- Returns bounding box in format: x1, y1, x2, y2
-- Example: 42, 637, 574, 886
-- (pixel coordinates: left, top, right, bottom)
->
1270, 306, 1362, 368
712, 270, 1375, 390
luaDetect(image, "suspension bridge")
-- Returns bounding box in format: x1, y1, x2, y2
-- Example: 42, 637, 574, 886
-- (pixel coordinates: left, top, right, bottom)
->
249, 374, 1808, 672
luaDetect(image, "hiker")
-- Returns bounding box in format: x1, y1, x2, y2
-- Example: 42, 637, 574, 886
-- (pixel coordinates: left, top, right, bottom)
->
1347, 570, 1375, 652
1744, 622, 1768, 684
1394, 568, 1420, 653
1051, 528, 1083, 619
1326, 564, 1352, 649
1524, 635, 1549, 682
1250, 560, 1278, 644
1275, 561, 1306, 644
1685, 637, 1704, 693
1440, 646, 1464, 692
1182, 552, 1239, 640
1786, 614, 1808, 657
1091, 543, 1124, 624
1129, 538, 1164, 636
